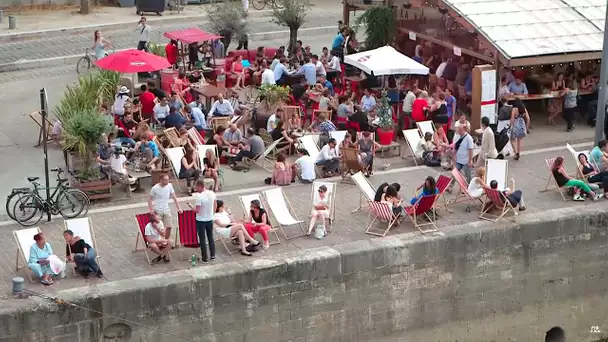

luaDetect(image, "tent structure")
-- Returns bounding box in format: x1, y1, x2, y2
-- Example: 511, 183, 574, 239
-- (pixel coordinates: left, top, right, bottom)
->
344, 46, 429, 76
163, 28, 222, 44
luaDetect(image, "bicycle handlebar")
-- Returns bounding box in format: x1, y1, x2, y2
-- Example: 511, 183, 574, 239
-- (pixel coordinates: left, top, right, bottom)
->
51, 168, 63, 173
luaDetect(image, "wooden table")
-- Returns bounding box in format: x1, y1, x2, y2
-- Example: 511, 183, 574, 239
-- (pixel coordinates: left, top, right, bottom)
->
506, 89, 595, 101
192, 85, 235, 108
124, 169, 151, 198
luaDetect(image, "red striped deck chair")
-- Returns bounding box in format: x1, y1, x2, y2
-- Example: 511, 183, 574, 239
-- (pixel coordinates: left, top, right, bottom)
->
404, 194, 439, 233
447, 168, 483, 207
177, 210, 200, 260
133, 213, 172, 265
541, 157, 568, 201
479, 188, 518, 222
365, 201, 401, 237
435, 174, 453, 212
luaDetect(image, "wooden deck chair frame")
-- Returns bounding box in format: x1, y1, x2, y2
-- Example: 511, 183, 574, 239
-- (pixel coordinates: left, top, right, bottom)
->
351, 171, 377, 212
402, 129, 423, 165
435, 174, 453, 212
365, 201, 401, 237
446, 168, 483, 207
416, 120, 436, 137
541, 157, 569, 201
309, 181, 338, 230
164, 147, 185, 192
340, 146, 363, 183
254, 138, 284, 172
153, 136, 171, 170
209, 116, 232, 133
238, 193, 281, 245
14, 227, 42, 283
133, 213, 172, 265
163, 127, 182, 147
63, 217, 102, 275
187, 127, 205, 146
262, 188, 306, 240
29, 111, 55, 147
485, 159, 509, 191
479, 189, 518, 223
404, 195, 439, 234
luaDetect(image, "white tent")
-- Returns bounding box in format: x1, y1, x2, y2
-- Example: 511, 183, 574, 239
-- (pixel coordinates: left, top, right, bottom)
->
344, 46, 429, 76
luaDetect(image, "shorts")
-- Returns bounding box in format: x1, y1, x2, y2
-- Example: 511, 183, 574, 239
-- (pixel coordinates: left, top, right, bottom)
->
156, 210, 174, 228
215, 226, 231, 239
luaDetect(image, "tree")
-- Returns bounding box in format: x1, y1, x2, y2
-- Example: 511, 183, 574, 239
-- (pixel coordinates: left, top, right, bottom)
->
206, 0, 249, 49
355, 6, 395, 50
271, 0, 311, 53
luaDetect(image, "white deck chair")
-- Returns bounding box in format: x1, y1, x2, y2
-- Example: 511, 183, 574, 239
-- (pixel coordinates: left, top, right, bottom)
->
249, 138, 284, 172
330, 131, 348, 154
310, 181, 337, 230
196, 144, 223, 188
262, 188, 306, 240
566, 143, 590, 178
165, 147, 185, 192
299, 135, 321, 161
485, 159, 508, 190
351, 171, 377, 212
402, 129, 422, 165
64, 217, 102, 275
14, 227, 42, 283
238, 193, 280, 245
417, 120, 436, 137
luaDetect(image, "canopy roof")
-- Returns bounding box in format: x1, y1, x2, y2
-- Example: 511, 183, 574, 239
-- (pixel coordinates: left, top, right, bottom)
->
163, 28, 222, 44
344, 46, 430, 76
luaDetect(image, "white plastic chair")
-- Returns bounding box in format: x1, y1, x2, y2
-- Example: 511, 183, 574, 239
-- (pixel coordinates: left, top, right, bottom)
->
351, 171, 376, 212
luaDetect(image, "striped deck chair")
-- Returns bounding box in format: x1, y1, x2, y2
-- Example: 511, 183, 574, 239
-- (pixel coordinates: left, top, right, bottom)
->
435, 174, 453, 212
365, 201, 401, 237
446, 168, 483, 208
404, 194, 439, 233
176, 210, 200, 260
479, 188, 518, 222
541, 157, 568, 201
134, 213, 172, 265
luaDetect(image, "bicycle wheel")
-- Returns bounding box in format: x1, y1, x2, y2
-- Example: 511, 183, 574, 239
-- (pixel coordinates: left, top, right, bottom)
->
251, 0, 266, 10
57, 189, 89, 219
12, 194, 44, 227
5, 191, 29, 221
272, 0, 284, 9
76, 56, 91, 75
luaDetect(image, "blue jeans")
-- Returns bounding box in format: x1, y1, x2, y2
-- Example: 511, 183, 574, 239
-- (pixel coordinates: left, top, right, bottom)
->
196, 220, 215, 261
114, 137, 136, 147
74, 248, 100, 274
456, 162, 471, 182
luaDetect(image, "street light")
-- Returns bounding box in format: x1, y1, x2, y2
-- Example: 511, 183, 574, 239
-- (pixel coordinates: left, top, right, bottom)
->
594, 6, 608, 144
39, 88, 52, 222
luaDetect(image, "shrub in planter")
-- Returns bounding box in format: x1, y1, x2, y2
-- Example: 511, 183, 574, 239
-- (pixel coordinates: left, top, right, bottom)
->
376, 90, 394, 145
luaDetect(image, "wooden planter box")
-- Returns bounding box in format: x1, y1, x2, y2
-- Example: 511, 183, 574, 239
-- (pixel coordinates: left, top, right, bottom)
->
70, 177, 112, 201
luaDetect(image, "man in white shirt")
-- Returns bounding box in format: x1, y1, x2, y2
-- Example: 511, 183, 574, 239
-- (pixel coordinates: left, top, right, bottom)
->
208, 93, 235, 117
266, 111, 278, 132
153, 96, 170, 124
261, 63, 276, 85
135, 16, 151, 52
194, 179, 217, 262
144, 212, 173, 263
311, 55, 326, 77
295, 149, 316, 183
148, 173, 183, 241
435, 56, 448, 78
316, 138, 340, 176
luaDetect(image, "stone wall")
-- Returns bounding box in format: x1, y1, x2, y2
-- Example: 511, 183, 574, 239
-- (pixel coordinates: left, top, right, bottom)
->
2, 205, 608, 342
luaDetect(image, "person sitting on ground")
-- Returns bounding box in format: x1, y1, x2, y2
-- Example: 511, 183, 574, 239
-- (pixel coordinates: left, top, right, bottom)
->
144, 212, 173, 263
374, 182, 401, 202
294, 149, 316, 183
245, 200, 271, 249
223, 124, 243, 152
487, 179, 527, 211
272, 152, 296, 185
202, 148, 220, 192
307, 185, 331, 236
411, 176, 439, 205
382, 185, 404, 216
28, 233, 64, 285
358, 131, 380, 177
577, 153, 606, 196
552, 156, 602, 201
207, 125, 228, 154
271, 120, 295, 154
63, 229, 103, 278
214, 200, 260, 256
417, 132, 441, 166
230, 128, 265, 167
316, 138, 341, 177
179, 145, 202, 194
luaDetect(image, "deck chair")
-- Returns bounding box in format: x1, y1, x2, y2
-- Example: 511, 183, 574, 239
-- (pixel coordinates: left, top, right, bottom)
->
566, 143, 593, 180
29, 111, 54, 147
341, 147, 363, 182
238, 193, 280, 245
14, 227, 42, 283
351, 171, 376, 212
165, 147, 185, 192
209, 116, 232, 133
402, 129, 423, 165
196, 144, 224, 189
134, 213, 172, 265
163, 127, 181, 147
262, 188, 306, 240
329, 130, 348, 151
417, 120, 436, 137
404, 194, 439, 233
176, 210, 199, 260
542, 157, 569, 201
356, 131, 376, 172
310, 181, 337, 230
298, 135, 321, 161
485, 159, 508, 190
187, 127, 205, 146
365, 201, 401, 237
243, 138, 284, 172
63, 217, 101, 275
435, 174, 453, 212
446, 168, 484, 207
479, 188, 518, 222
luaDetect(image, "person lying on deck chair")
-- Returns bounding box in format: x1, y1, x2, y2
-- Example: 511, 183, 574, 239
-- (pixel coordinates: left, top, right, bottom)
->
484, 179, 527, 212
144, 212, 173, 263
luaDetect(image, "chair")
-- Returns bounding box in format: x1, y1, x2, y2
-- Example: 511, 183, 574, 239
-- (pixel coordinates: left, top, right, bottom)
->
238, 193, 280, 245
485, 159, 508, 190
175, 210, 200, 260
351, 171, 377, 212
435, 175, 453, 212
29, 111, 55, 147
209, 116, 232, 132
402, 129, 423, 165
416, 120, 435, 137
479, 188, 518, 222
262, 188, 306, 240
446, 168, 484, 207
404, 195, 439, 233
542, 157, 569, 201
187, 127, 205, 146
310, 181, 337, 230
340, 146, 363, 182
243, 138, 285, 172
566, 143, 593, 181
163, 127, 181, 147
134, 213, 172, 265
63, 217, 102, 275
356, 131, 376, 172
164, 147, 185, 192
365, 201, 401, 237
197, 145, 224, 189
14, 227, 42, 283
329, 130, 348, 148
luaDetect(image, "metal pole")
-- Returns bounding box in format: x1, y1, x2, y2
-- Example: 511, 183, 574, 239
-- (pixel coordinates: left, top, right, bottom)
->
39, 88, 51, 222
594, 7, 608, 144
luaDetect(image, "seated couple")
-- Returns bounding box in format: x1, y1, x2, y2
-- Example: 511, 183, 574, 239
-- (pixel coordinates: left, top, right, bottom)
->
553, 156, 602, 201
416, 128, 452, 168
28, 233, 66, 285
374, 182, 404, 216
213, 200, 261, 256
341, 131, 379, 177
468, 167, 527, 211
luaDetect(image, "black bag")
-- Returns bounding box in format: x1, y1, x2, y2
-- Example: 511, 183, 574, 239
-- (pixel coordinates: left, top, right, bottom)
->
454, 134, 466, 152
434, 113, 449, 124
495, 127, 510, 153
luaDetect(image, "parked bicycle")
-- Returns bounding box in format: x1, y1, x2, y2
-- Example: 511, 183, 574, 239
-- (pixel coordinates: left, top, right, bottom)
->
10, 168, 90, 227
251, 0, 283, 10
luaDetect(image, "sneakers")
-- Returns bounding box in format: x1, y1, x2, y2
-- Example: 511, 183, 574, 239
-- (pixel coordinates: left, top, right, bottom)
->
593, 193, 603, 201
573, 194, 585, 201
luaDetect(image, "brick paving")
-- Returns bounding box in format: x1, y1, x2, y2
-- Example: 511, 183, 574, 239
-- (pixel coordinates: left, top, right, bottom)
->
0, 145, 600, 296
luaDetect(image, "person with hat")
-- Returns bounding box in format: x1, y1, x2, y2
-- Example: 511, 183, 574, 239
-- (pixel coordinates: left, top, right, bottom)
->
113, 85, 131, 121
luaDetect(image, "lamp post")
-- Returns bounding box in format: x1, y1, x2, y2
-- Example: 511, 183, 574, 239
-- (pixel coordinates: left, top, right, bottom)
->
593, 7, 608, 144
39, 88, 51, 222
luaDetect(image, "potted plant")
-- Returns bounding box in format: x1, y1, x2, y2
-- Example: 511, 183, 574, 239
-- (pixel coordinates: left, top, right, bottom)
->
375, 90, 395, 145
255, 84, 291, 129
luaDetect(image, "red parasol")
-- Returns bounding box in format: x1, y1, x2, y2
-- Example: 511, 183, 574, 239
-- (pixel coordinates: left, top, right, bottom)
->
96, 49, 171, 73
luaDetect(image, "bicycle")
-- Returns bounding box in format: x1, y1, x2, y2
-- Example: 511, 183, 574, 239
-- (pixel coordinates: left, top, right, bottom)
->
76, 46, 114, 75
10, 168, 90, 227
251, 0, 283, 10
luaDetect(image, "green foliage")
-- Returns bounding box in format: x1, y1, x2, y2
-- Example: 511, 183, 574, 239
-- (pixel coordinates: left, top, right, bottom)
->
271, 0, 310, 51
62, 109, 111, 169
355, 6, 395, 50
376, 90, 393, 130
207, 0, 248, 43
259, 84, 291, 106
148, 43, 166, 58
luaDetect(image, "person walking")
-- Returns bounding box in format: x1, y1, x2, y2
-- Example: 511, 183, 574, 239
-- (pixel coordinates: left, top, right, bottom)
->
135, 16, 151, 52
509, 98, 530, 161
147, 173, 183, 241
194, 179, 217, 262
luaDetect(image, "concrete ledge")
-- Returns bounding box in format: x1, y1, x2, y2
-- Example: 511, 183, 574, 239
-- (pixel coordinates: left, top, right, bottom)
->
2, 204, 608, 341
0, 26, 337, 73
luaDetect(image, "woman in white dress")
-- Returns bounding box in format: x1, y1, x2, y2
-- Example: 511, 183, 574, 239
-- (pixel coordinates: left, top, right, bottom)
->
307, 185, 331, 236
213, 200, 260, 256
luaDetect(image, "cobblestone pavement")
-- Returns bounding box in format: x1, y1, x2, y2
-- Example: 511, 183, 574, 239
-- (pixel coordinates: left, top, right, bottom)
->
0, 145, 600, 296
0, 10, 343, 66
